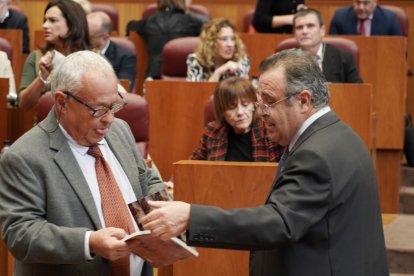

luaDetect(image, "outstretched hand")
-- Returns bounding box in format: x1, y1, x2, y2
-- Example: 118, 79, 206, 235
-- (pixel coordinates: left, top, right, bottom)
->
140, 201, 191, 241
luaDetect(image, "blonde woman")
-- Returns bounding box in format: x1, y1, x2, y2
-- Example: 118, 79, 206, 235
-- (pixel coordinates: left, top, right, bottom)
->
187, 18, 250, 82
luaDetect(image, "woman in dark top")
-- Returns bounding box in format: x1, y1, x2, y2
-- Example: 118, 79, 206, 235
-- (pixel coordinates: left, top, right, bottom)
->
191, 77, 284, 162
252, 0, 306, 33
126, 0, 204, 79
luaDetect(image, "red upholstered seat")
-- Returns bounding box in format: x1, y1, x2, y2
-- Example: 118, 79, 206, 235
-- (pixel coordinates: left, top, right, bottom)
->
109, 37, 136, 54
243, 9, 256, 33
161, 36, 200, 80
203, 95, 216, 125
382, 5, 409, 37
275, 37, 360, 72
36, 92, 149, 158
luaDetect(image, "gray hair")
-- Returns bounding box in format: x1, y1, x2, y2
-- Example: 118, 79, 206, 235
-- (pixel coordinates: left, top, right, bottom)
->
259, 48, 329, 108
50, 50, 115, 96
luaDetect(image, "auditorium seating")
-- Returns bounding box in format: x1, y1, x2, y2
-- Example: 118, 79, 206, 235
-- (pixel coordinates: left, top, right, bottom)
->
242, 9, 256, 33
275, 37, 360, 71
161, 36, 200, 80
203, 95, 215, 125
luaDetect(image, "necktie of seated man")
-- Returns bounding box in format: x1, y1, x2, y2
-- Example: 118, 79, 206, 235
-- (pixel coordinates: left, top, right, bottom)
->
88, 144, 134, 276
359, 19, 367, 36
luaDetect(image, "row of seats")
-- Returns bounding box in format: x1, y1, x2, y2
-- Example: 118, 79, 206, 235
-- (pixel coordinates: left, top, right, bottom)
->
243, 5, 409, 36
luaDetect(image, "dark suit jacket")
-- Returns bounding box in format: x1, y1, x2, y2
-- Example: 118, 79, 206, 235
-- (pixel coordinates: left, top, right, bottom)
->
0, 9, 30, 53
126, 9, 203, 78
105, 40, 137, 92
329, 5, 402, 36
0, 109, 163, 276
322, 43, 362, 83
187, 111, 388, 276
252, 0, 304, 33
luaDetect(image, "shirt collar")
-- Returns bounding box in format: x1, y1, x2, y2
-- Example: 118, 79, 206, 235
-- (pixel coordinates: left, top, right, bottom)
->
288, 106, 331, 151
58, 123, 106, 155
100, 40, 110, 55
0, 10, 9, 23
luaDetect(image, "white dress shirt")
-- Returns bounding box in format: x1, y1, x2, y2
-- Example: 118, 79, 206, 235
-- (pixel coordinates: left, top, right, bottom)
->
60, 125, 144, 276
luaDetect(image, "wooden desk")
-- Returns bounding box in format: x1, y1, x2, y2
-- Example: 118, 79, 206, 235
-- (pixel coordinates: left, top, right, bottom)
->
172, 161, 396, 276
173, 160, 277, 276
146, 81, 216, 180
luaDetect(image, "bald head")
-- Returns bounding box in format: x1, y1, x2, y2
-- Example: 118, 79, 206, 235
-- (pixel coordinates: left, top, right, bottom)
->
87, 11, 112, 49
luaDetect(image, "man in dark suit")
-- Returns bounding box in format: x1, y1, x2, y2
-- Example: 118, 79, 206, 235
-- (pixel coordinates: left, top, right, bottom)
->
0, 0, 29, 53
0, 51, 164, 276
293, 8, 362, 83
140, 49, 389, 276
329, 0, 402, 36
88, 11, 136, 92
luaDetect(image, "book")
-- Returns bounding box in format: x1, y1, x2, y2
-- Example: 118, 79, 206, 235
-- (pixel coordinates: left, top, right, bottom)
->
124, 190, 199, 267
123, 230, 199, 267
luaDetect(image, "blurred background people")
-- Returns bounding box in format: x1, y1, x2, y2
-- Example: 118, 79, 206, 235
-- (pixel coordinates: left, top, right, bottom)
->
88, 11, 136, 91
186, 18, 250, 82
0, 50, 16, 103
126, 0, 204, 80
329, 0, 402, 36
293, 8, 362, 83
252, 0, 306, 33
18, 0, 90, 111
0, 0, 29, 53
191, 77, 284, 161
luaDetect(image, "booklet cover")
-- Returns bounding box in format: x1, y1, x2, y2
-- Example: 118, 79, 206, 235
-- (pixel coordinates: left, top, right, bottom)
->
125, 190, 198, 267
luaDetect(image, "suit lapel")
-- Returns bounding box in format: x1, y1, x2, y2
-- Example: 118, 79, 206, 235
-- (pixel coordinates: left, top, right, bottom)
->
322, 44, 335, 81
264, 111, 339, 203
104, 41, 115, 62
40, 111, 103, 229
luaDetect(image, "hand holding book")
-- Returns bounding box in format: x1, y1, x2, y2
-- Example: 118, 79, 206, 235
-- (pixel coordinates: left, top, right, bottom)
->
125, 190, 197, 267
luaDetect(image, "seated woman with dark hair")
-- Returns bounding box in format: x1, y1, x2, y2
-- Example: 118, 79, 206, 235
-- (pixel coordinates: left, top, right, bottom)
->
191, 77, 284, 161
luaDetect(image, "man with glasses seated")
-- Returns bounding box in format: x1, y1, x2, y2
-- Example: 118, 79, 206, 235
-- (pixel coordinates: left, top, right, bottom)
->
0, 51, 165, 276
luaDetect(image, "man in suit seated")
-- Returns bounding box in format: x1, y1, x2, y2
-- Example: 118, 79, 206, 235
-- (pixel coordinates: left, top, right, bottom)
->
329, 0, 402, 36
0, 0, 29, 53
88, 11, 136, 92
139, 48, 388, 276
293, 8, 362, 83
0, 50, 164, 276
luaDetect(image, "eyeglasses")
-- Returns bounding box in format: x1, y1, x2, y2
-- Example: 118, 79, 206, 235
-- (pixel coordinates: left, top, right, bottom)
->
254, 96, 289, 115
63, 91, 127, 118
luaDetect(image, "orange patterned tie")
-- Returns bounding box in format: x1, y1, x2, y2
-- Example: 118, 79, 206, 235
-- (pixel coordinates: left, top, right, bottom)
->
88, 144, 134, 276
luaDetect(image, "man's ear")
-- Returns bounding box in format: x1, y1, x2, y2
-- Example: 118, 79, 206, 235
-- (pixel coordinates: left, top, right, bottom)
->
54, 91, 67, 109
298, 90, 312, 106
